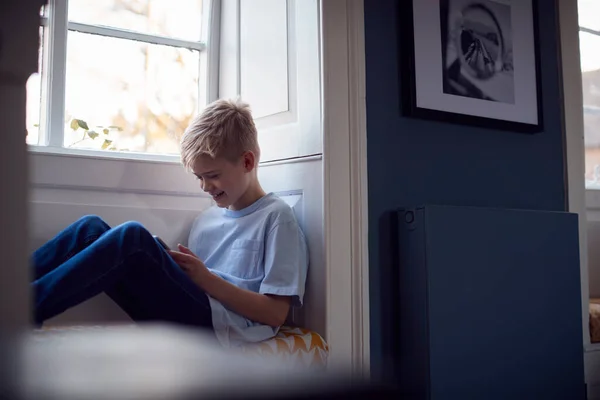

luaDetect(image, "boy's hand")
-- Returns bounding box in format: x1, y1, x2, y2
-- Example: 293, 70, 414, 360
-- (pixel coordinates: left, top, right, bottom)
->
167, 244, 211, 284
169, 244, 290, 327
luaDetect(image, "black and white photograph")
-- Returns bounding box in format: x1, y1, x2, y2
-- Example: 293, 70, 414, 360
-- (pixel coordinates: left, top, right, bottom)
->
401, 0, 542, 132
442, 0, 514, 104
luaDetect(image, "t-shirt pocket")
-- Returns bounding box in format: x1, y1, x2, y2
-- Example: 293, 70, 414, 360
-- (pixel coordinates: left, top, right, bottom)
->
229, 239, 262, 279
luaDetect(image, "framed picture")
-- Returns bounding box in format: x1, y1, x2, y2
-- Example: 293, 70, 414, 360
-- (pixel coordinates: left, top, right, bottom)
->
400, 0, 542, 133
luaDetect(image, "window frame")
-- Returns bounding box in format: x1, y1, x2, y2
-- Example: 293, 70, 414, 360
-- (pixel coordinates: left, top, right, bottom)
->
32, 0, 216, 161
29, 0, 322, 195
579, 18, 600, 190
563, 0, 594, 350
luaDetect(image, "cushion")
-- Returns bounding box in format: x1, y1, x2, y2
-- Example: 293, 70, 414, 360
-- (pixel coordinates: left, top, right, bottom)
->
239, 326, 329, 369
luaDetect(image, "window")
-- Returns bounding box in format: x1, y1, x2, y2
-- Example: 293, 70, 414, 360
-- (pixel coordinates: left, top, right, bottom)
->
27, 0, 321, 168
28, 0, 208, 157
579, 0, 600, 189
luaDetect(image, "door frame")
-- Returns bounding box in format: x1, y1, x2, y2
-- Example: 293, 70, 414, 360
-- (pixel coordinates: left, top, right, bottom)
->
557, 0, 590, 348
321, 0, 370, 375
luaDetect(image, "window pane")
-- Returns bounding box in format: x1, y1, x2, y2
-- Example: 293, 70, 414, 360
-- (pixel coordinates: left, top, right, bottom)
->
580, 31, 600, 185
63, 31, 200, 155
68, 0, 204, 42
579, 0, 600, 31
26, 27, 44, 146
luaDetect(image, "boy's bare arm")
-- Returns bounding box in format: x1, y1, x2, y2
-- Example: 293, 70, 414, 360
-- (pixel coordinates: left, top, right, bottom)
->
201, 273, 291, 327
168, 245, 291, 327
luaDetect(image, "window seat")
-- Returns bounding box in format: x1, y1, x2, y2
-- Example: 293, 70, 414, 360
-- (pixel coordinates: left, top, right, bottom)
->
239, 326, 329, 369
34, 324, 329, 369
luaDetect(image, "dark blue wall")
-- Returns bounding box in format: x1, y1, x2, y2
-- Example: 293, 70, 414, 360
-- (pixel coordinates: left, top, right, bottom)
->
365, 0, 568, 373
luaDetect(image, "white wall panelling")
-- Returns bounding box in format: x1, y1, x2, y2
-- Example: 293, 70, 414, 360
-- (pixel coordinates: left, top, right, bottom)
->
258, 159, 324, 333
219, 0, 321, 162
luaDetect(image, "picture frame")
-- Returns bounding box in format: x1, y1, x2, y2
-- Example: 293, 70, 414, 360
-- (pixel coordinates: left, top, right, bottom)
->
399, 0, 543, 133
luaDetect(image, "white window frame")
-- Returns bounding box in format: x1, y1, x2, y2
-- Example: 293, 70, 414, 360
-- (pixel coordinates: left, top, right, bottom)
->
322, 0, 369, 374
30, 0, 321, 195
559, 0, 591, 349
580, 23, 600, 192
29, 0, 221, 195
32, 0, 215, 163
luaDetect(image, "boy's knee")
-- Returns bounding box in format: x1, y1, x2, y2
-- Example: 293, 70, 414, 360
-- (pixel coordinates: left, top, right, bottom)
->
117, 221, 152, 241
79, 215, 108, 230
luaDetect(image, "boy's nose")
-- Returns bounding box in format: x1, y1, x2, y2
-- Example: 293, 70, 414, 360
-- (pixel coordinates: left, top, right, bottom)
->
201, 182, 213, 192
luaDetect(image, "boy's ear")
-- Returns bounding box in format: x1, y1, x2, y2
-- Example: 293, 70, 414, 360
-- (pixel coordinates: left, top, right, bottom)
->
242, 151, 256, 172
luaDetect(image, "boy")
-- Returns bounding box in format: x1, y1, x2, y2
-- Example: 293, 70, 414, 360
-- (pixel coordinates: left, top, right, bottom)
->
31, 99, 309, 347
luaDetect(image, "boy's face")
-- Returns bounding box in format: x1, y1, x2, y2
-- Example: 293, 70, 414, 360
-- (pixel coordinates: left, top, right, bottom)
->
191, 152, 256, 210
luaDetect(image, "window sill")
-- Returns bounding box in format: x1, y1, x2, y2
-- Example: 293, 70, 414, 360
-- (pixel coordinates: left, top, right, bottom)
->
28, 146, 199, 197
587, 342, 600, 352
27, 145, 181, 165
587, 189, 600, 211
27, 145, 323, 197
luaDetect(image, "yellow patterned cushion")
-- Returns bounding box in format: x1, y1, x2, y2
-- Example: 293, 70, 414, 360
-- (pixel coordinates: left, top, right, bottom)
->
239, 326, 329, 369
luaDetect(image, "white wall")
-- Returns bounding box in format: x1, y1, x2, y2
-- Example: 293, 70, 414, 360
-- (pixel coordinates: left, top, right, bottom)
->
586, 348, 600, 400
258, 158, 324, 333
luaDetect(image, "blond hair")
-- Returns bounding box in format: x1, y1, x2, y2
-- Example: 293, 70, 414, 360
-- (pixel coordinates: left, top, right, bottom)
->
180, 98, 260, 171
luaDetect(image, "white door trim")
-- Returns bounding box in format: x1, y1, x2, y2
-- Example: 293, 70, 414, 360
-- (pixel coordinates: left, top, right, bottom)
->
322, 0, 370, 375
557, 0, 591, 348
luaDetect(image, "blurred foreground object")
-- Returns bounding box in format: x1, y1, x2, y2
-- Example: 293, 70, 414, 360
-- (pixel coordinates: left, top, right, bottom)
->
12, 324, 392, 399
0, 0, 46, 397
0, 0, 45, 333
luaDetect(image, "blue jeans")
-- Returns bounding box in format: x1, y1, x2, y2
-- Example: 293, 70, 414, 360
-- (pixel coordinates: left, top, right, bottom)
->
31, 215, 213, 330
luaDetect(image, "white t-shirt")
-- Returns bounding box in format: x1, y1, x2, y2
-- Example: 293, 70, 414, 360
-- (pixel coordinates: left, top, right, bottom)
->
187, 193, 309, 347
